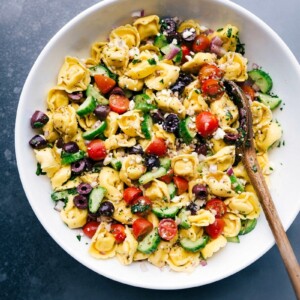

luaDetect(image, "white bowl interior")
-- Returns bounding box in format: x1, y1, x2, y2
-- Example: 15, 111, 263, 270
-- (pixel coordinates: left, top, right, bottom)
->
15, 0, 300, 289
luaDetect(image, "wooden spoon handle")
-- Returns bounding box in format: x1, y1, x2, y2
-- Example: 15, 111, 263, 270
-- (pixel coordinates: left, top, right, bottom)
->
243, 150, 300, 298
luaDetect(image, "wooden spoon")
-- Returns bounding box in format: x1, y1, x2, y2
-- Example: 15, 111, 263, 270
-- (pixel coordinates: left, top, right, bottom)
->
224, 80, 300, 298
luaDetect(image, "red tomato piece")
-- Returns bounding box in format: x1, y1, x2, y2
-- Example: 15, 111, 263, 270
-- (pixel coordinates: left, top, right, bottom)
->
131, 196, 152, 217
181, 45, 191, 63
158, 219, 178, 241
82, 221, 100, 239
132, 218, 153, 240
123, 187, 143, 205
201, 78, 225, 99
173, 176, 188, 195
111, 224, 126, 243
145, 138, 167, 157
192, 35, 210, 53
205, 218, 225, 239
198, 64, 224, 83
159, 169, 174, 184
109, 94, 130, 114
206, 199, 227, 218
241, 85, 256, 101
195, 111, 219, 138
94, 74, 116, 94
87, 139, 107, 160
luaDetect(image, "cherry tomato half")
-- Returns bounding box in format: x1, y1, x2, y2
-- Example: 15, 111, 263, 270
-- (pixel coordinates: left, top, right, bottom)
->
195, 111, 219, 138
192, 34, 210, 53
159, 169, 174, 184
145, 138, 167, 157
158, 218, 178, 241
206, 199, 227, 218
94, 74, 116, 94
198, 64, 224, 83
131, 196, 152, 217
123, 187, 143, 205
181, 45, 191, 63
87, 139, 107, 161
241, 85, 256, 101
109, 94, 130, 114
111, 224, 126, 243
205, 218, 225, 239
82, 221, 100, 239
132, 218, 153, 241
173, 176, 188, 195
201, 78, 225, 99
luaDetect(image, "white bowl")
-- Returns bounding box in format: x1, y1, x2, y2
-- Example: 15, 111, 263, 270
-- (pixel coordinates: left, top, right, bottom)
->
15, 0, 300, 290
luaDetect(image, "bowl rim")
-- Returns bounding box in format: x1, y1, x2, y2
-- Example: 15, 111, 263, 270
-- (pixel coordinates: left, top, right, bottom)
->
15, 0, 300, 290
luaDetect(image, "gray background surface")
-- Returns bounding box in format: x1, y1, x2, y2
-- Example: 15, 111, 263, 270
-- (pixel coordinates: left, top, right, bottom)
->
1, 0, 299, 299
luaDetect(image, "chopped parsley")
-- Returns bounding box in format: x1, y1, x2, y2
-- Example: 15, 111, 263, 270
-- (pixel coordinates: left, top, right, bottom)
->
227, 28, 232, 38
217, 28, 223, 32
132, 59, 141, 65
235, 36, 245, 55
195, 89, 200, 94
225, 111, 233, 121
147, 58, 157, 65
160, 79, 164, 84
76, 235, 82, 241
36, 163, 46, 176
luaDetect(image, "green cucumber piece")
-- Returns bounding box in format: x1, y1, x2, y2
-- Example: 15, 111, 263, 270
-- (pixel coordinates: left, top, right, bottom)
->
167, 182, 176, 199
173, 50, 183, 64
51, 188, 77, 201
86, 85, 109, 105
257, 93, 282, 110
134, 94, 157, 112
229, 174, 244, 193
138, 167, 167, 185
131, 201, 152, 215
82, 121, 107, 140
89, 64, 117, 80
248, 69, 273, 93
141, 114, 153, 140
178, 208, 191, 229
226, 236, 240, 243
110, 158, 122, 171
180, 236, 209, 252
88, 186, 106, 213
76, 96, 97, 116
61, 150, 85, 165
137, 228, 161, 254
159, 157, 171, 170
239, 218, 257, 235
179, 117, 197, 144
153, 34, 168, 49
152, 206, 180, 218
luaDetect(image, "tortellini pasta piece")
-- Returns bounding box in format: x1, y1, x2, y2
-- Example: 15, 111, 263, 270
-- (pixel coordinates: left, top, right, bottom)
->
70, 129, 87, 152
118, 110, 144, 137
148, 240, 172, 268
99, 167, 123, 202
60, 195, 88, 229
152, 124, 176, 149
116, 226, 138, 265
211, 24, 239, 52
57, 56, 91, 92
88, 41, 107, 65
119, 155, 146, 186
51, 165, 71, 190
53, 105, 78, 139
251, 101, 272, 131
34, 148, 61, 178
182, 53, 217, 74
118, 75, 144, 91
47, 87, 69, 112
224, 192, 261, 219
104, 111, 119, 138
76, 112, 98, 131
177, 19, 201, 35
222, 213, 241, 237
171, 154, 199, 178
42, 112, 60, 143
218, 52, 248, 81
183, 88, 208, 115
204, 146, 235, 172
200, 235, 227, 259
144, 179, 170, 207
233, 162, 250, 183
113, 200, 136, 225
210, 138, 227, 153
133, 15, 160, 40
144, 62, 180, 91
167, 245, 200, 272
104, 134, 136, 150
188, 209, 215, 227
89, 222, 117, 259
139, 44, 160, 54
179, 226, 204, 242
204, 171, 235, 197
110, 24, 140, 48
80, 172, 99, 185
256, 152, 271, 175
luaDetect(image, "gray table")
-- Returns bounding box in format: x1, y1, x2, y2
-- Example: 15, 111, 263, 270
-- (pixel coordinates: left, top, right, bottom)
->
1, 0, 299, 299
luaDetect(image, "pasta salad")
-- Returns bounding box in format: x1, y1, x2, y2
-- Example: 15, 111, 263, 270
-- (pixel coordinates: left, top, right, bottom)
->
29, 14, 282, 272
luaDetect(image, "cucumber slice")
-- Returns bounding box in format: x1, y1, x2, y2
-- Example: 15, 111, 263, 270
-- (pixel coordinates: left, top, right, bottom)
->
178, 208, 191, 229
76, 96, 97, 116
138, 167, 167, 185
51, 188, 76, 201
86, 85, 109, 105
167, 182, 176, 199
248, 69, 273, 93
88, 186, 106, 213
82, 121, 107, 140
179, 117, 197, 144
61, 150, 85, 165
229, 174, 244, 193
137, 228, 161, 254
89, 65, 117, 80
152, 206, 180, 218
141, 114, 153, 140
226, 236, 240, 243
173, 50, 183, 64
134, 94, 157, 112
257, 93, 282, 110
180, 236, 209, 252
110, 158, 122, 171
153, 34, 168, 49
239, 218, 257, 235
159, 157, 171, 170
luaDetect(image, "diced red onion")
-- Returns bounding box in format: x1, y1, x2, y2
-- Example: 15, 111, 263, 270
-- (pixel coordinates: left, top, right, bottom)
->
210, 43, 226, 57
227, 167, 234, 176
252, 83, 261, 92
200, 260, 207, 267
54, 200, 65, 212
209, 164, 218, 173
131, 9, 144, 18
84, 140, 91, 146
211, 36, 223, 47
252, 63, 260, 69
93, 120, 102, 129
164, 44, 180, 60
68, 92, 83, 101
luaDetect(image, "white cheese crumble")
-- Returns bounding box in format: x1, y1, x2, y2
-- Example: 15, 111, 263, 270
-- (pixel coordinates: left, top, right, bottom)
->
129, 100, 135, 110
213, 128, 226, 140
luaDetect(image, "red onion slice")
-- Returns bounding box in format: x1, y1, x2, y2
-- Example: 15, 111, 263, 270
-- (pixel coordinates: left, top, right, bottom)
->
227, 167, 234, 176
210, 43, 226, 57
211, 36, 223, 47
68, 92, 83, 101
164, 44, 180, 60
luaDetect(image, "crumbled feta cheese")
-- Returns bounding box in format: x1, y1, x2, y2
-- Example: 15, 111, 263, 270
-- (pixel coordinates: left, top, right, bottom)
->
171, 39, 178, 45
185, 55, 193, 61
129, 100, 135, 110
103, 153, 113, 165
129, 47, 140, 58
213, 128, 226, 140
135, 155, 142, 163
